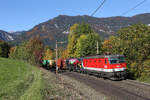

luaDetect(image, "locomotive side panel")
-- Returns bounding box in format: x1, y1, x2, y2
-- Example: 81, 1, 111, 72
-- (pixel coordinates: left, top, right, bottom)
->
82, 58, 108, 71
81, 55, 127, 80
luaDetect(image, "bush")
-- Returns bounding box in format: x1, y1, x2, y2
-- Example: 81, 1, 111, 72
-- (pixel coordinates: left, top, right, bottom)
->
0, 40, 10, 58
9, 37, 45, 66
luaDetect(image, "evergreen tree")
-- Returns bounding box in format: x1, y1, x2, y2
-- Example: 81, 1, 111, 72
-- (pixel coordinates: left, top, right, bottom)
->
0, 40, 10, 58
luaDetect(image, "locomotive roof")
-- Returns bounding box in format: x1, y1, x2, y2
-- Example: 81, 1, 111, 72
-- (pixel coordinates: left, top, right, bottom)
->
81, 55, 124, 59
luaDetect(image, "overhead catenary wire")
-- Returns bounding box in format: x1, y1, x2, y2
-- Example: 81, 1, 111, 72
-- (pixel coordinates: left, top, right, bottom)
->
121, 0, 147, 16
91, 0, 107, 16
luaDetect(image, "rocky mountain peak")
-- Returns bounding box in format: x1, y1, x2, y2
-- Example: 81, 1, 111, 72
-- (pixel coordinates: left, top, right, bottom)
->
0, 30, 14, 41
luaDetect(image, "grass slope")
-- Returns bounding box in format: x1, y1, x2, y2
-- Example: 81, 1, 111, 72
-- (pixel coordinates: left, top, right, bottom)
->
0, 57, 44, 100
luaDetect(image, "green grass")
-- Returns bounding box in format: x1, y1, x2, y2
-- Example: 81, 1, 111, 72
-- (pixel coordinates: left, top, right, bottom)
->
0, 57, 44, 100
137, 76, 150, 84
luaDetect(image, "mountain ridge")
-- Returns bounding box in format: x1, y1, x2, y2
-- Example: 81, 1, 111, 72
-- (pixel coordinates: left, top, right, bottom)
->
1, 13, 150, 48
24, 13, 150, 48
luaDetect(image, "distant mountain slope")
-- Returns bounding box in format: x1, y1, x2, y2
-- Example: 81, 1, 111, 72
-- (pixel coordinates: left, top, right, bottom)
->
9, 31, 25, 35
0, 30, 14, 41
12, 13, 150, 48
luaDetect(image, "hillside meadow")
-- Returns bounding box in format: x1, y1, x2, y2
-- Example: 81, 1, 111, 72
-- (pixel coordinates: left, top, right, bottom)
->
0, 57, 88, 100
0, 57, 44, 100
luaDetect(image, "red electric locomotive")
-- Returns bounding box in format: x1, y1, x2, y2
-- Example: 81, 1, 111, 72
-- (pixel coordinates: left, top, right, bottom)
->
80, 55, 127, 80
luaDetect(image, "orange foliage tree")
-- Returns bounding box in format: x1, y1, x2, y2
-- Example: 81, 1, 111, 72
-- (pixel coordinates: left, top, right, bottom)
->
102, 39, 113, 53
43, 47, 54, 60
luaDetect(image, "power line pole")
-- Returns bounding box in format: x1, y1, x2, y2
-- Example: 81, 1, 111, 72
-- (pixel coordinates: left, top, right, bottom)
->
55, 40, 66, 74
97, 41, 99, 54
56, 40, 58, 74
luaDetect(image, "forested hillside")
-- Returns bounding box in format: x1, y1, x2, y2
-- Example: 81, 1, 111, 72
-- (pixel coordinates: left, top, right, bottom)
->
11, 13, 150, 48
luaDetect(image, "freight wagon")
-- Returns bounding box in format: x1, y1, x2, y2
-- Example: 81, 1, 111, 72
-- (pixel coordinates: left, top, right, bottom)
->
57, 58, 67, 70
42, 60, 55, 69
67, 58, 81, 71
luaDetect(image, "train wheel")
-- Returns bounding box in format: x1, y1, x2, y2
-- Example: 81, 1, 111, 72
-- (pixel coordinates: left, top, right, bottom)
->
79, 69, 83, 73
97, 73, 101, 78
68, 67, 72, 71
84, 71, 88, 74
101, 73, 107, 80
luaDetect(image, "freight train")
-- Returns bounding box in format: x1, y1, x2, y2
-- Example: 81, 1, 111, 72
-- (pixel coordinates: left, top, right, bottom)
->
42, 54, 127, 80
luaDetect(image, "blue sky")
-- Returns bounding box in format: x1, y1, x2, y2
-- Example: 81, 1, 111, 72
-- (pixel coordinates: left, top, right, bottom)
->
0, 0, 149, 31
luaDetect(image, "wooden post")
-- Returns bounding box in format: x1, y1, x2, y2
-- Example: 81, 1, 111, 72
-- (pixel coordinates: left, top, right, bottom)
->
56, 40, 58, 74
97, 41, 99, 55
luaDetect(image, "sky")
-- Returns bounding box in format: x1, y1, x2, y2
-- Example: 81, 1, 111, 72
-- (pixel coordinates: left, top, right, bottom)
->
0, 0, 149, 32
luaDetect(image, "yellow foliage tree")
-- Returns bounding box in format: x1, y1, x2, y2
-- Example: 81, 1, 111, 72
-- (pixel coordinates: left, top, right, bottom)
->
61, 48, 69, 59
102, 39, 113, 53
43, 48, 53, 60
9, 47, 17, 59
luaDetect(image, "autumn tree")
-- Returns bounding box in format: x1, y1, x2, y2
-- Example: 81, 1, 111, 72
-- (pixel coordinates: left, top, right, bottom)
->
110, 24, 150, 78
26, 36, 44, 65
9, 36, 45, 66
9, 47, 17, 59
61, 48, 68, 59
102, 39, 113, 53
67, 23, 95, 57
43, 46, 54, 60
57, 47, 65, 58
13, 41, 28, 61
75, 33, 102, 57
67, 24, 79, 57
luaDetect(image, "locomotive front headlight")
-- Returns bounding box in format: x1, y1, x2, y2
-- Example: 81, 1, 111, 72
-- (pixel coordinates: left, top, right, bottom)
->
104, 65, 107, 68
117, 65, 120, 67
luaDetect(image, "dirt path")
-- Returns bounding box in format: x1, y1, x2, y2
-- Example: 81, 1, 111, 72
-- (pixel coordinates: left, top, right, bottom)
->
41, 68, 105, 100
62, 71, 150, 100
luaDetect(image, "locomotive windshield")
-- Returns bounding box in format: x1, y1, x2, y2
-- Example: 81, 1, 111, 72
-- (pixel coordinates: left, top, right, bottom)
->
109, 58, 119, 64
119, 56, 125, 63
109, 56, 125, 64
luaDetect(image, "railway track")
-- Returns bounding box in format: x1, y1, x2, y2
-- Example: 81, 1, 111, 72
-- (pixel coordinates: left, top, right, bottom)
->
61, 71, 150, 100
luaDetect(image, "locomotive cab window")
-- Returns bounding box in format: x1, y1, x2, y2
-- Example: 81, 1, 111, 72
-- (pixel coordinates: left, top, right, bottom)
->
119, 56, 125, 63
109, 57, 119, 64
